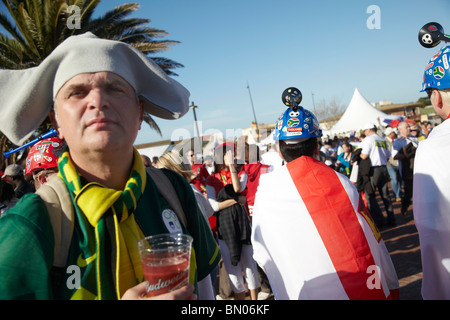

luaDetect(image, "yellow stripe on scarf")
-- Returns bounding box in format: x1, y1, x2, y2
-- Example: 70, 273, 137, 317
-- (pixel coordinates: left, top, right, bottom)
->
75, 185, 122, 226
112, 206, 146, 297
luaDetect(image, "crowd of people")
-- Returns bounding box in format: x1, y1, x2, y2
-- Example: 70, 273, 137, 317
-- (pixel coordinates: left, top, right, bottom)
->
317, 119, 431, 228
0, 32, 449, 300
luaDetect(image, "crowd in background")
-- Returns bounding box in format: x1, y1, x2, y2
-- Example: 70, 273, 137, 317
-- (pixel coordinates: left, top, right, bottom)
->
0, 119, 433, 299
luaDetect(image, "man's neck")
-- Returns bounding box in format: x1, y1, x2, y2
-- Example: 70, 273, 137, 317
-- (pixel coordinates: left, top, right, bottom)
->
70, 149, 134, 190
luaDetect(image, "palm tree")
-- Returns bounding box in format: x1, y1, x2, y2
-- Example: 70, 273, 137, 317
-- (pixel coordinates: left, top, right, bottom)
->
0, 0, 183, 74
0, 0, 182, 164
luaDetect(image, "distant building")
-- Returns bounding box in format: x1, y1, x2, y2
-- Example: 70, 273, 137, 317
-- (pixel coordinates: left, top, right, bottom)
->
135, 100, 441, 157
371, 100, 392, 108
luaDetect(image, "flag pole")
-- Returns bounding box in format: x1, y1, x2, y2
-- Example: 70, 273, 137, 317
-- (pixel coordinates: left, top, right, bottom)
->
246, 82, 260, 143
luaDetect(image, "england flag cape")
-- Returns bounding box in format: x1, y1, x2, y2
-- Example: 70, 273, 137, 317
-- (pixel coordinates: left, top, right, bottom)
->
252, 156, 399, 300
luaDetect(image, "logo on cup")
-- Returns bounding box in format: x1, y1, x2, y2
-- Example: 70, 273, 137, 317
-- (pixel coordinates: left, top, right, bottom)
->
146, 270, 188, 294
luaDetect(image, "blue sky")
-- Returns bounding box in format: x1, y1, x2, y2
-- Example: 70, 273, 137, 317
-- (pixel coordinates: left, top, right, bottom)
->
111, 0, 448, 145
3, 0, 450, 144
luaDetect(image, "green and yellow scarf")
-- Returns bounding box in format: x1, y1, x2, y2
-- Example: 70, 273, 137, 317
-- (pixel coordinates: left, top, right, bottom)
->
58, 148, 146, 300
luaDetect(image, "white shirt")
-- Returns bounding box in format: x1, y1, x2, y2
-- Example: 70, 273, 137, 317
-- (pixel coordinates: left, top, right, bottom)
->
413, 119, 450, 299
392, 135, 419, 158
261, 150, 284, 171
360, 134, 391, 166
320, 145, 334, 166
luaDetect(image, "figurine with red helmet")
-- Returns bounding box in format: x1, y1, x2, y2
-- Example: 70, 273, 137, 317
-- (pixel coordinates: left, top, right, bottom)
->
25, 137, 65, 189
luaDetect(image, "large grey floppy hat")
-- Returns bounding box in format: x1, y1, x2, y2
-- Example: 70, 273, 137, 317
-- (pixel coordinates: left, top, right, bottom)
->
0, 32, 190, 145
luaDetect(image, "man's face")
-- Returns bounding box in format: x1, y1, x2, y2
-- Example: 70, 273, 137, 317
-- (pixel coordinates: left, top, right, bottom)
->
388, 132, 396, 140
53, 72, 143, 155
4, 176, 13, 186
398, 124, 410, 137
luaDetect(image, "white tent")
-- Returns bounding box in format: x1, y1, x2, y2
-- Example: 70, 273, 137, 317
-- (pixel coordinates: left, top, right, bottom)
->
330, 88, 396, 135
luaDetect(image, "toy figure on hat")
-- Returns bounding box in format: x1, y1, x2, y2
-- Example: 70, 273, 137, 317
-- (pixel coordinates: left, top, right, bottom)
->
274, 87, 322, 144
25, 137, 65, 190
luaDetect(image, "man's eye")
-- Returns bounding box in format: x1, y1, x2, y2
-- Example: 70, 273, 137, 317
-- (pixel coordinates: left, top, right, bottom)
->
110, 86, 125, 93
69, 91, 84, 97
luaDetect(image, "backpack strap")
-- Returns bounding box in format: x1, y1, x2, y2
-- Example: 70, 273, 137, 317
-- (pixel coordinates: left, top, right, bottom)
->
36, 176, 75, 268
145, 167, 188, 228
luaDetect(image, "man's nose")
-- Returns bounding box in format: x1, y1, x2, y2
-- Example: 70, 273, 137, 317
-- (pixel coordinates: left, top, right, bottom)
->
87, 89, 109, 110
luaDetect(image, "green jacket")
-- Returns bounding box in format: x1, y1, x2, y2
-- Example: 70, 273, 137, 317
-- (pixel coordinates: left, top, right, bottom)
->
0, 169, 220, 300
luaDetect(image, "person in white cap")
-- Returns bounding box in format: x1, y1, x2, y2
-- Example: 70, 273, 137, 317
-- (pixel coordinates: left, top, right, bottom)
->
359, 122, 395, 228
0, 33, 220, 300
413, 44, 450, 299
2, 164, 35, 199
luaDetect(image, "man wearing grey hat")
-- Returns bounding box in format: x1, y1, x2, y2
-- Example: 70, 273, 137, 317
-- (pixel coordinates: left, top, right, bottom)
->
0, 33, 220, 300
2, 164, 35, 199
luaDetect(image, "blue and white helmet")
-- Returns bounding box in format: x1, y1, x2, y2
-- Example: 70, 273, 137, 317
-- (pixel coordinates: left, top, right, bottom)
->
421, 45, 450, 92
274, 87, 322, 143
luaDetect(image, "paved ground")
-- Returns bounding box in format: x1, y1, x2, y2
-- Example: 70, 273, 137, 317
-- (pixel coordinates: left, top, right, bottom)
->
378, 192, 423, 300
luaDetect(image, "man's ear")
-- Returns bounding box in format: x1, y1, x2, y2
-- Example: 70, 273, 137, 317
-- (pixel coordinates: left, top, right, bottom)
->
314, 141, 320, 156
48, 110, 64, 139
37, 173, 48, 186
312, 141, 320, 161
138, 101, 144, 130
430, 90, 443, 110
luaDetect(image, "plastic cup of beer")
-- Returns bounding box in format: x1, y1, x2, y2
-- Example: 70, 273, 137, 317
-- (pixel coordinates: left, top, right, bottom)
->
137, 233, 193, 297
